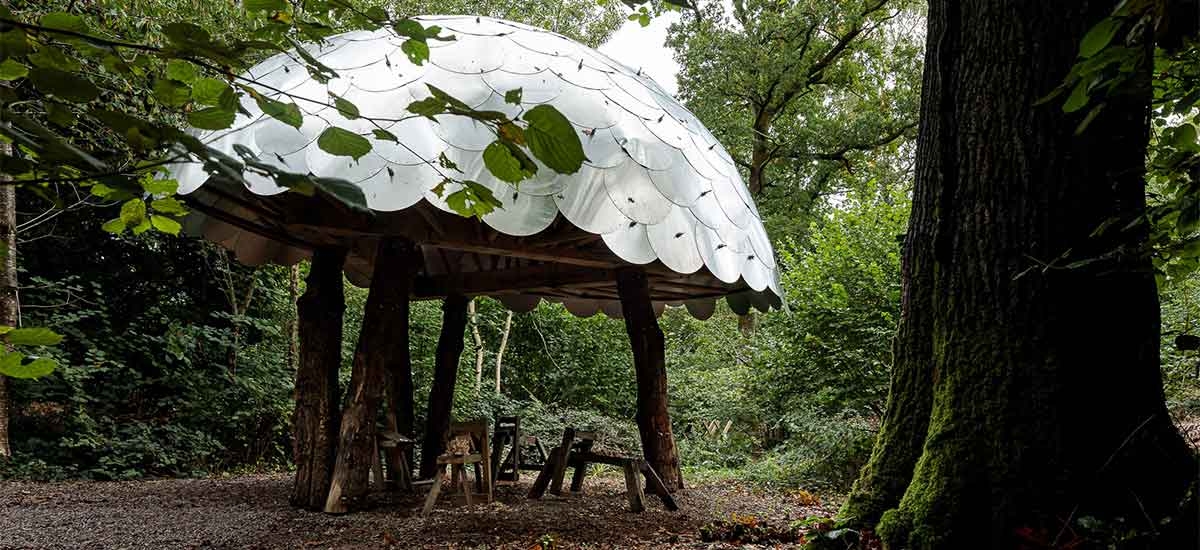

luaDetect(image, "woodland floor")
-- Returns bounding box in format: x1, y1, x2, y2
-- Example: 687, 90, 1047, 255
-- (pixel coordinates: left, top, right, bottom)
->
0, 472, 832, 549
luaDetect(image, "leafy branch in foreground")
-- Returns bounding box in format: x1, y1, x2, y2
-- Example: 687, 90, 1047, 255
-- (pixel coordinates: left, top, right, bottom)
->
0, 0, 588, 225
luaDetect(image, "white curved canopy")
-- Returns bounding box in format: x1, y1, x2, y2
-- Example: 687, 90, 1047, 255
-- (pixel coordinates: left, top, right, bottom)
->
170, 15, 782, 317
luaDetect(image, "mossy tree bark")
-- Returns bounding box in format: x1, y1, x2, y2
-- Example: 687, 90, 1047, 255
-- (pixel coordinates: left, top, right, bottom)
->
617, 268, 683, 492
291, 247, 346, 510
419, 294, 469, 479
843, 2, 1198, 547
324, 239, 416, 514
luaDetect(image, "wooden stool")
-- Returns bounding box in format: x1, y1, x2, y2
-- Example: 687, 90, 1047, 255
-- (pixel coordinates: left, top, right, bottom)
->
372, 430, 414, 492
421, 419, 493, 516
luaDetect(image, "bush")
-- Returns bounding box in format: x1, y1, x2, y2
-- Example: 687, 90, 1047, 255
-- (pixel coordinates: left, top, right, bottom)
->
741, 409, 877, 493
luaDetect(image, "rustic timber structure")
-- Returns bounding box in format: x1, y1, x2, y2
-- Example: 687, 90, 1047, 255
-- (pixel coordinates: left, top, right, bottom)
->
169, 16, 781, 514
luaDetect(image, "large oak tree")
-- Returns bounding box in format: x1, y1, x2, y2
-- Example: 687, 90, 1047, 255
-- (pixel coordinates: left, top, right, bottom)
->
840, 1, 1197, 547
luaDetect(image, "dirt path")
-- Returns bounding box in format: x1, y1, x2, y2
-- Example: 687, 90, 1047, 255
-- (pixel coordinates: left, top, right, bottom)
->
0, 474, 830, 549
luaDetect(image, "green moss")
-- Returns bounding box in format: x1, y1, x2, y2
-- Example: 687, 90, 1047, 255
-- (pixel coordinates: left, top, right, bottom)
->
875, 508, 911, 547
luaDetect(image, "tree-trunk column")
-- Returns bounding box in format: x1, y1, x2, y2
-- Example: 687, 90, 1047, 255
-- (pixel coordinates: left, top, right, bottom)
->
291, 247, 346, 510
616, 268, 683, 492
420, 294, 469, 479
384, 241, 420, 480
324, 239, 418, 513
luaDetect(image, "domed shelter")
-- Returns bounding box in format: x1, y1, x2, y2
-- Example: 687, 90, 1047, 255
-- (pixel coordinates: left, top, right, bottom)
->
170, 15, 781, 514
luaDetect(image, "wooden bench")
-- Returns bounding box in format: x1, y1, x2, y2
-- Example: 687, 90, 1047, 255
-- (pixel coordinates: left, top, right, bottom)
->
526, 427, 678, 513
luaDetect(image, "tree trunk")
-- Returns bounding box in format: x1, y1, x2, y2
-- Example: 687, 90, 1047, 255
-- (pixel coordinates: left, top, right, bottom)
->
290, 247, 346, 510
469, 299, 484, 395
0, 144, 16, 459
616, 268, 683, 492
384, 241, 419, 478
286, 264, 300, 372
495, 311, 512, 393
846, 2, 1198, 547
420, 294, 469, 479
324, 239, 416, 513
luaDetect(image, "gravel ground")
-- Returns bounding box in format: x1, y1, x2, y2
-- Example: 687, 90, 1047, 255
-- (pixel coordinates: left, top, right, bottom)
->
0, 473, 831, 549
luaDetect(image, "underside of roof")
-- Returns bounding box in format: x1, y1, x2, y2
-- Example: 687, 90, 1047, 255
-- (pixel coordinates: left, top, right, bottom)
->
170, 15, 784, 319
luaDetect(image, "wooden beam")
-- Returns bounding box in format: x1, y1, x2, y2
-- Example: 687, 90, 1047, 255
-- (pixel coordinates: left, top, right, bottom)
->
421, 239, 618, 269
414, 265, 617, 297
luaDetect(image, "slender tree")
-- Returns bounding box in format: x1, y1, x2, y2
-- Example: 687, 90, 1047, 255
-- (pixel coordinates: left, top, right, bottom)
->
0, 142, 14, 458
841, 1, 1197, 547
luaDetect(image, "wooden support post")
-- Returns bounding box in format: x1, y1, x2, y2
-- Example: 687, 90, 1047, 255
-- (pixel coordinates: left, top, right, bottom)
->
384, 241, 420, 484
548, 427, 575, 496
291, 248, 347, 511
623, 460, 645, 513
616, 268, 684, 492
325, 239, 416, 514
570, 457, 588, 493
419, 294, 469, 479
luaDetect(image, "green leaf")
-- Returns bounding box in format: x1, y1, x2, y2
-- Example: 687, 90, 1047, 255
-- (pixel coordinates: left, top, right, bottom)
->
401, 38, 430, 65
0, 59, 27, 81
153, 78, 192, 107
120, 199, 147, 227
309, 176, 368, 211
1062, 80, 1090, 113
165, 59, 198, 83
150, 215, 182, 235
504, 88, 523, 105
142, 179, 178, 196
0, 353, 56, 379
438, 151, 460, 172
317, 127, 371, 160
1079, 18, 1121, 58
407, 96, 445, 118
245, 0, 288, 11
253, 93, 303, 128
45, 102, 75, 127
393, 19, 426, 39
522, 105, 587, 174
483, 141, 534, 183
7, 327, 64, 346
40, 12, 86, 33
191, 78, 232, 106
101, 218, 126, 233
446, 180, 502, 218
28, 68, 99, 103
0, 30, 28, 59
162, 22, 212, 47
188, 106, 236, 130
372, 129, 398, 141
1172, 124, 1199, 151
28, 47, 80, 72
151, 197, 188, 215
332, 94, 360, 119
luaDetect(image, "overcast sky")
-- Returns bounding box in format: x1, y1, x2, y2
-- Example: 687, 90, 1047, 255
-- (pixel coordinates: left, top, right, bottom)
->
597, 12, 683, 96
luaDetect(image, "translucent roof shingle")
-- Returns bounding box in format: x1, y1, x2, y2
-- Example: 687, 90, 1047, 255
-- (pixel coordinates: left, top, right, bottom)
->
170, 15, 783, 318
